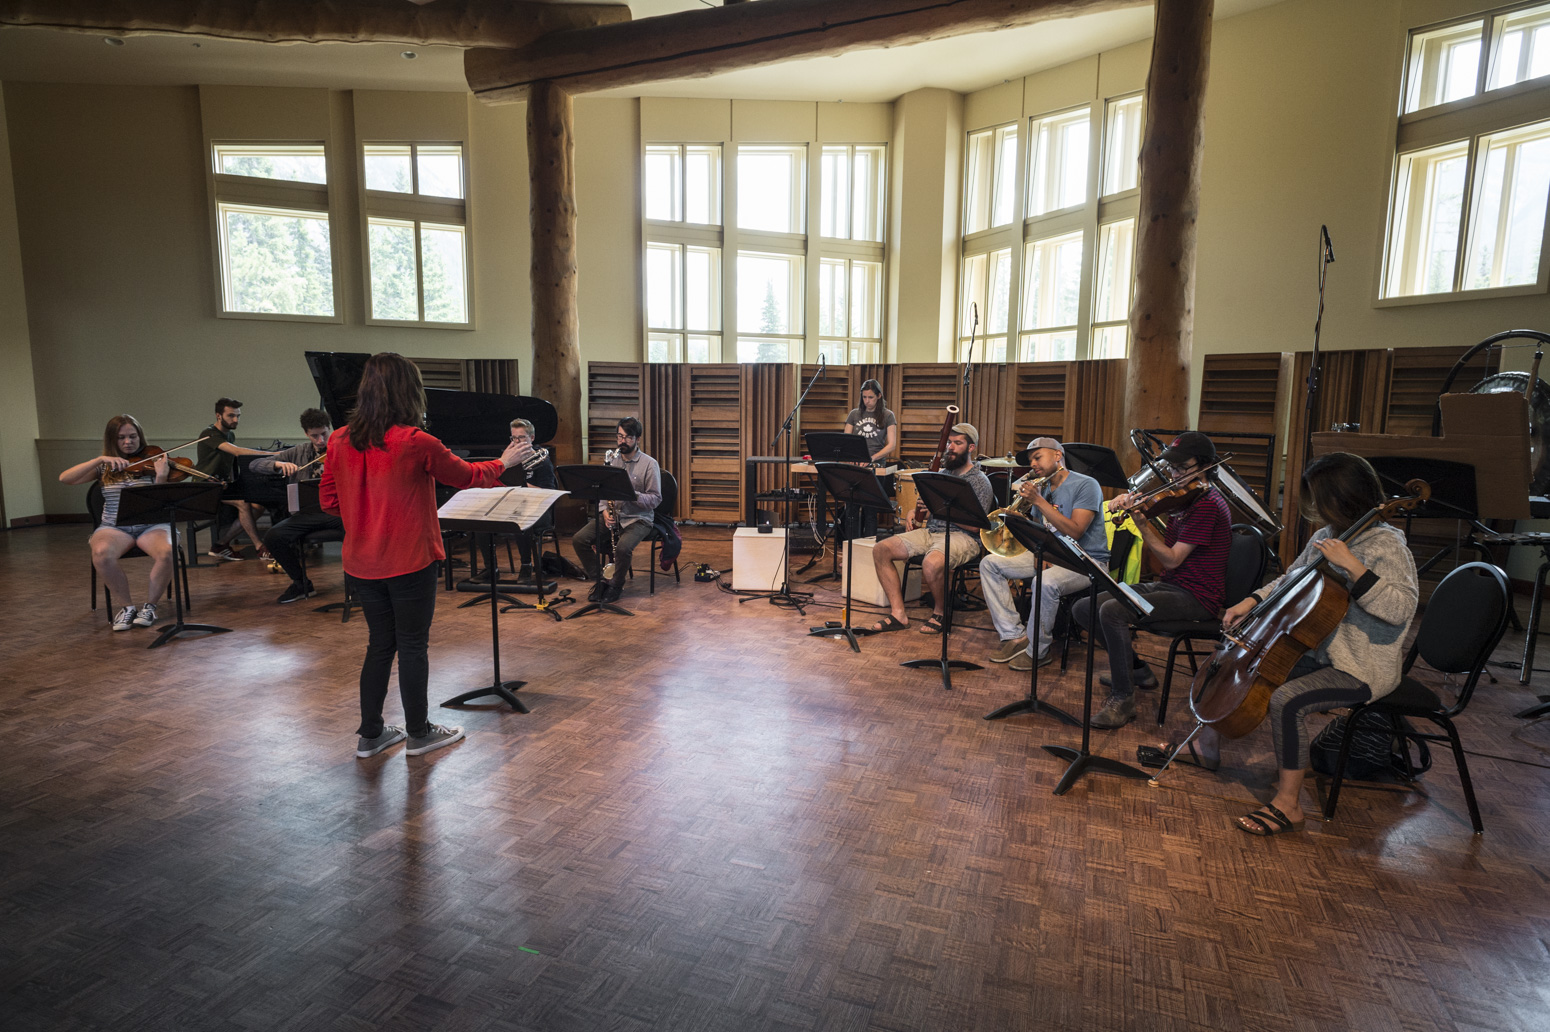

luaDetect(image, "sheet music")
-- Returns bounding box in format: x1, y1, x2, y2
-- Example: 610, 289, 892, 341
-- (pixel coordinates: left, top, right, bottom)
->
437, 487, 567, 529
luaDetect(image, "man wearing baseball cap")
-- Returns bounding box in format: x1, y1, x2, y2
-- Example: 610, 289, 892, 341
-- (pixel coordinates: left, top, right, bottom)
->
865, 422, 994, 635
1072, 430, 1232, 729
981, 437, 1109, 671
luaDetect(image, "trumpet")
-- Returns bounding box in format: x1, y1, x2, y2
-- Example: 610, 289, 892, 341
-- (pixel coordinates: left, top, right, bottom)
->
520, 445, 550, 472
979, 471, 1055, 558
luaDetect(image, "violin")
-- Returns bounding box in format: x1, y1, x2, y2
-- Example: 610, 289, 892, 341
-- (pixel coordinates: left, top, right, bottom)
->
1109, 454, 1232, 526
100, 437, 220, 485
1186, 479, 1430, 739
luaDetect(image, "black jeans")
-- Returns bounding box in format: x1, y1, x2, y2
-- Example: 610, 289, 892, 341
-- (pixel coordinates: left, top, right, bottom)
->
1071, 581, 1213, 699
349, 561, 440, 738
573, 516, 654, 586
263, 511, 343, 584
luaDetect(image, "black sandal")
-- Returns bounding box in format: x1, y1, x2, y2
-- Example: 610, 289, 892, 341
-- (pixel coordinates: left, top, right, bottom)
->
860, 614, 908, 635
919, 614, 945, 634
1235, 803, 1305, 837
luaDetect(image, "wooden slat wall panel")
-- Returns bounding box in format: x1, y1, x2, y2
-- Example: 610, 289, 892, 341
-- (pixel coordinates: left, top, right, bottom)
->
898, 363, 961, 465
1196, 352, 1291, 506
647, 364, 688, 518
1386, 345, 1497, 436
586, 362, 644, 464
464, 359, 520, 396
959, 364, 1017, 459
1066, 359, 1129, 461
411, 358, 466, 391
798, 363, 856, 438
1012, 363, 1070, 449
747, 365, 797, 513
685, 364, 745, 522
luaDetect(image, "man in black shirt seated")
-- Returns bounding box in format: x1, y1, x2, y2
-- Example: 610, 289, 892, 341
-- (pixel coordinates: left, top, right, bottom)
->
252, 408, 341, 603
196, 397, 277, 561
504, 417, 557, 582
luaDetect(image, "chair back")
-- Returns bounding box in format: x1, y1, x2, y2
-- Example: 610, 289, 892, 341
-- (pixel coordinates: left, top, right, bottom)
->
86, 481, 105, 528
1109, 528, 1136, 576
656, 469, 679, 520
1225, 524, 1270, 608
1407, 561, 1510, 713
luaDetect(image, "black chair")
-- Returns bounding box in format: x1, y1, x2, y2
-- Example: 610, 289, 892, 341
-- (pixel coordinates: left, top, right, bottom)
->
643, 469, 682, 594
299, 527, 362, 622
1151, 524, 1271, 725
1322, 561, 1510, 835
85, 481, 189, 619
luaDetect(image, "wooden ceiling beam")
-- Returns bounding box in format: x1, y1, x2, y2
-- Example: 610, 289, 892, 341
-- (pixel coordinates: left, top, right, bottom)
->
0, 0, 631, 50
466, 0, 1143, 103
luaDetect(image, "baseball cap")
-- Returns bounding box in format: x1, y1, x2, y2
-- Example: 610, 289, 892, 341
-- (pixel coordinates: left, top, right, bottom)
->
1158, 431, 1217, 467
1026, 437, 1064, 456
950, 422, 979, 446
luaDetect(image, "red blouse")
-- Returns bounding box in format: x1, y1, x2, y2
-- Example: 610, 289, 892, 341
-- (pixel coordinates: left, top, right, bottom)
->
320, 425, 505, 580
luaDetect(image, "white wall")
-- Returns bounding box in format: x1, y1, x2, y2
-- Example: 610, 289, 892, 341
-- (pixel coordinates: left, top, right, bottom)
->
0, 81, 44, 525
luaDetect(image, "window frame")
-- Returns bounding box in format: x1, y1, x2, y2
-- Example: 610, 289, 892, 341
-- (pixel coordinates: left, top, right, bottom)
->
207, 139, 341, 324
359, 140, 473, 328
1379, 4, 1550, 305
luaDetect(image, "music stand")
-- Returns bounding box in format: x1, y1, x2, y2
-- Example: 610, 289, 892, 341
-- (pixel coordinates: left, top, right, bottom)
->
900, 471, 991, 690
437, 488, 564, 713
982, 519, 1081, 729
803, 431, 875, 583
556, 464, 638, 619
996, 513, 1154, 795
1061, 443, 1130, 492
807, 463, 893, 652
117, 482, 230, 649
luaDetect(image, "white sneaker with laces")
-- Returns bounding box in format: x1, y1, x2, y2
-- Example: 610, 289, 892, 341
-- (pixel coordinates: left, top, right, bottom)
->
111, 605, 137, 631
132, 603, 158, 627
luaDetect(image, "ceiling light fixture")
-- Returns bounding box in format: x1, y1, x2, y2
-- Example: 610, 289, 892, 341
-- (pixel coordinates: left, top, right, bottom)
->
103, 36, 124, 46
402, 50, 418, 60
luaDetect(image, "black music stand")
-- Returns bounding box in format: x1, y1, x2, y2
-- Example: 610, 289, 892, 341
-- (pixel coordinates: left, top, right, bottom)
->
439, 517, 531, 713
118, 482, 230, 650
556, 464, 638, 619
995, 514, 1154, 794
807, 463, 893, 652
900, 471, 991, 690
1061, 443, 1130, 491
803, 431, 875, 583
983, 518, 1081, 729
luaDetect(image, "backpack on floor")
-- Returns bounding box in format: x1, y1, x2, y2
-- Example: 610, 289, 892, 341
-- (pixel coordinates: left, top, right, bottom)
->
1309, 708, 1432, 781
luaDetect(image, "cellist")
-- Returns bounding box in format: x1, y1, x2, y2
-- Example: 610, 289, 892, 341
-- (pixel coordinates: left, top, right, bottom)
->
58, 414, 175, 632
1146, 452, 1419, 837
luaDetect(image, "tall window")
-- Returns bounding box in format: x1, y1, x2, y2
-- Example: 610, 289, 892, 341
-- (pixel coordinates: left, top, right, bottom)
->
1383, 4, 1550, 300
362, 143, 470, 325
643, 140, 886, 364
959, 91, 1142, 363
211, 143, 336, 319
645, 144, 724, 361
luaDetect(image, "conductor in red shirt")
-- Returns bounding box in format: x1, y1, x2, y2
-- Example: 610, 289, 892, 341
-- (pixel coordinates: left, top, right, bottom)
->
320, 353, 525, 760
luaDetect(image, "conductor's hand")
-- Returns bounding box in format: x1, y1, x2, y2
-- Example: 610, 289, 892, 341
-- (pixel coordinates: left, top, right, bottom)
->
1222, 597, 1256, 631
499, 438, 526, 469
276, 461, 299, 477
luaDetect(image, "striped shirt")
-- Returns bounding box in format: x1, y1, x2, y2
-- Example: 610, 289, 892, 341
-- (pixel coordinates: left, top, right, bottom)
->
1161, 486, 1232, 614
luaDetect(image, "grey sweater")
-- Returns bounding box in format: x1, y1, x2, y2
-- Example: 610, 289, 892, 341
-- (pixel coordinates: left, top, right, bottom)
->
1259, 522, 1418, 699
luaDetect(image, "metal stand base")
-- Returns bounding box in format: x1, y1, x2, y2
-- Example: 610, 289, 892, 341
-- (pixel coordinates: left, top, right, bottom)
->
566, 600, 633, 620
985, 696, 1081, 727
809, 624, 860, 653
901, 656, 982, 691
442, 679, 529, 714
148, 620, 230, 650
1042, 745, 1154, 795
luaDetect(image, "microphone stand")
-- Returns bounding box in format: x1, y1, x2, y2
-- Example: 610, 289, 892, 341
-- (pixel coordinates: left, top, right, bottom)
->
1302, 226, 1335, 472
740, 357, 825, 613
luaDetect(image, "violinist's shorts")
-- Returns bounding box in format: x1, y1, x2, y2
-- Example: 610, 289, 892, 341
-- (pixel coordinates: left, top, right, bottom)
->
101, 522, 170, 540
892, 527, 980, 568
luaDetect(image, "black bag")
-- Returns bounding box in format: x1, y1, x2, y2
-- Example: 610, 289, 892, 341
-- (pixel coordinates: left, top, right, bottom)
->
1309, 708, 1432, 780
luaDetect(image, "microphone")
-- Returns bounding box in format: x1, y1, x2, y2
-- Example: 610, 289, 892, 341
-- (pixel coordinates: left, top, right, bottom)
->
819, 352, 826, 376
1321, 225, 1335, 264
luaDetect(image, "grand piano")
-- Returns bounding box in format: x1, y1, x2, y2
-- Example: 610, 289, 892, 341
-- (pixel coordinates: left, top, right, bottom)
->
306, 351, 563, 590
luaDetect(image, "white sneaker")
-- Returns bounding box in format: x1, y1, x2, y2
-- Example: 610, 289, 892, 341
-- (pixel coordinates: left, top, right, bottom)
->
111, 605, 137, 631
132, 603, 158, 627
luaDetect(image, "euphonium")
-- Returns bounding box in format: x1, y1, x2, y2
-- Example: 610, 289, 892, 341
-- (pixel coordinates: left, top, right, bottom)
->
979, 471, 1054, 558
520, 446, 550, 472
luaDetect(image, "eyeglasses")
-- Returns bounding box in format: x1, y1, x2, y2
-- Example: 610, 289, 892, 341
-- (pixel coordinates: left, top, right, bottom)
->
615, 431, 637, 441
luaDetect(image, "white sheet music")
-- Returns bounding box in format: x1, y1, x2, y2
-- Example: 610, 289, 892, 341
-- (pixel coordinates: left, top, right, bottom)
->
1054, 528, 1154, 616
437, 487, 567, 529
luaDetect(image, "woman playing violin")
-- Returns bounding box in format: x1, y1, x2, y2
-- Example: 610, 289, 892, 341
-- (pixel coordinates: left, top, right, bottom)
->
58, 414, 176, 632
1157, 451, 1419, 837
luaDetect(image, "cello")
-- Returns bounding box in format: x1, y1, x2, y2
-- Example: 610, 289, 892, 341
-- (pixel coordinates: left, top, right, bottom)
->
1149, 478, 1430, 779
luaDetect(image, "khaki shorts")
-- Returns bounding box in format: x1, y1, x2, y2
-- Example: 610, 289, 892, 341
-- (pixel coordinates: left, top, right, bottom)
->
892, 526, 981, 568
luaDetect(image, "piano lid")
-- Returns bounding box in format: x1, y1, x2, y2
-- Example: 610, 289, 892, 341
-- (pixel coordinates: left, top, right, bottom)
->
305, 351, 558, 458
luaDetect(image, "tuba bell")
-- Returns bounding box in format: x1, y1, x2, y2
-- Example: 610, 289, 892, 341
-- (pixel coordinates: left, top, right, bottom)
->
979, 471, 1053, 557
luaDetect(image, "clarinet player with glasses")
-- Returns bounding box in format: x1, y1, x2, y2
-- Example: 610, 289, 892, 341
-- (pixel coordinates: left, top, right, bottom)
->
572, 417, 661, 604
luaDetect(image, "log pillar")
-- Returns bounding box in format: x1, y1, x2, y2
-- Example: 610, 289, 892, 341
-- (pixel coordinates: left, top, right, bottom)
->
527, 79, 582, 465
1124, 0, 1214, 438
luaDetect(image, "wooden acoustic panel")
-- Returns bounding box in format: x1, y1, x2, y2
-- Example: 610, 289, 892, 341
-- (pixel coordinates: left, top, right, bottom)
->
586, 362, 644, 464
647, 363, 688, 518
897, 363, 961, 465
1011, 363, 1070, 452
1196, 352, 1290, 508
684, 365, 745, 522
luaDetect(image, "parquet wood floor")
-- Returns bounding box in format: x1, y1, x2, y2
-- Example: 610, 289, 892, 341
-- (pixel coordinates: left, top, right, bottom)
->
3, 525, 1550, 1032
